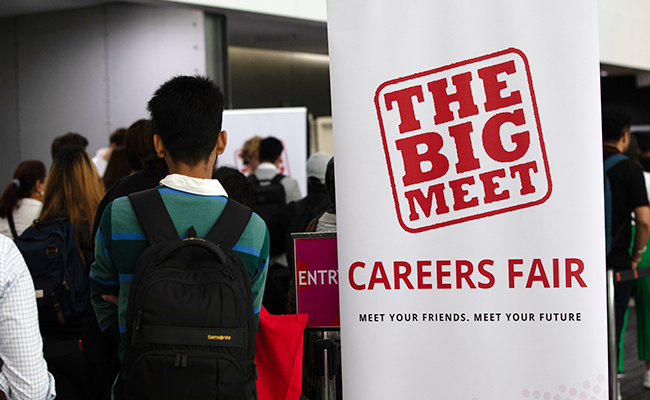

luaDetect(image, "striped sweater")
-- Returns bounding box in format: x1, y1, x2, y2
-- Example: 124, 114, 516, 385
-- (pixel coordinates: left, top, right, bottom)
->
90, 175, 269, 360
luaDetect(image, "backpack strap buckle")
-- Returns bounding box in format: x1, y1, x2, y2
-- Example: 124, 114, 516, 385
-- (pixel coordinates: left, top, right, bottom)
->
51, 293, 66, 324
46, 244, 58, 256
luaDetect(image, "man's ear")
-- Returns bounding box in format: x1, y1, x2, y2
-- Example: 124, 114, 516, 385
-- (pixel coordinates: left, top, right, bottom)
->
215, 130, 227, 155
153, 134, 166, 158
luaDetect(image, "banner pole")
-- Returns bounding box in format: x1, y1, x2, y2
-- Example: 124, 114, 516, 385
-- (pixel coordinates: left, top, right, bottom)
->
607, 269, 618, 400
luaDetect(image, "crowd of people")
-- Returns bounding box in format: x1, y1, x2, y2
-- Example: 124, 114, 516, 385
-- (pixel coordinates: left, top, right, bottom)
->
4, 75, 649, 400
603, 107, 650, 398
0, 75, 335, 400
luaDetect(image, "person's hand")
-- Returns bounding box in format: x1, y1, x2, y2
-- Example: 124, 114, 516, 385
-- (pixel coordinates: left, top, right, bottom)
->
102, 294, 119, 305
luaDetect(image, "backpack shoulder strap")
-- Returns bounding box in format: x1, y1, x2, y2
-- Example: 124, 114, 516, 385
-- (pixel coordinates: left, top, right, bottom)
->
604, 153, 627, 172
7, 211, 18, 240
270, 174, 285, 185
247, 174, 260, 186
128, 188, 179, 245
205, 199, 253, 250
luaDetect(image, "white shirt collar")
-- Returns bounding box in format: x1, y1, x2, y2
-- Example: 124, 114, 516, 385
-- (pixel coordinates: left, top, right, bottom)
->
256, 162, 278, 172
159, 174, 229, 197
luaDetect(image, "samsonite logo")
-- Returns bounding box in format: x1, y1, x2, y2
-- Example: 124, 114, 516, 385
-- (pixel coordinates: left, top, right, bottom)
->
375, 48, 551, 233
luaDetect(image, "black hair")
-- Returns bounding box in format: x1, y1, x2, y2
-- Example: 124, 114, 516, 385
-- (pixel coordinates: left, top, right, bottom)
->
124, 119, 151, 171
110, 128, 126, 147
51, 132, 89, 160
602, 107, 631, 143
212, 167, 255, 209
103, 148, 131, 190
0, 160, 47, 218
147, 75, 225, 166
635, 131, 650, 154
258, 137, 283, 163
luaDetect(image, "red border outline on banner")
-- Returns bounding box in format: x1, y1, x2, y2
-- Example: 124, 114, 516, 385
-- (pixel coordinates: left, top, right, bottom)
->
374, 47, 552, 234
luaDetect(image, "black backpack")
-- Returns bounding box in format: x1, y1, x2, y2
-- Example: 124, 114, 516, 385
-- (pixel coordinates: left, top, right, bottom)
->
247, 174, 287, 256
115, 189, 257, 400
15, 218, 89, 326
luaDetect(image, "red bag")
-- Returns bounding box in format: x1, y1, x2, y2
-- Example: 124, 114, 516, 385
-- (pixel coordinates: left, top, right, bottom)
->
255, 307, 309, 400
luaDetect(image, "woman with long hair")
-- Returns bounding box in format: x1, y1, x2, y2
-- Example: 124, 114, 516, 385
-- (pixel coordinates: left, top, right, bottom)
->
102, 147, 131, 190
39, 146, 104, 270
0, 160, 47, 238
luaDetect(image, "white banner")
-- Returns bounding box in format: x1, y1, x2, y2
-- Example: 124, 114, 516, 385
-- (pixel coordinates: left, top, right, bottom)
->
327, 1, 607, 399
219, 107, 308, 195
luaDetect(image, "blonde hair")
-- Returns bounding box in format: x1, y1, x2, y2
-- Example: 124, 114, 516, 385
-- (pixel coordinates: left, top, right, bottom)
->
240, 136, 262, 166
40, 146, 104, 268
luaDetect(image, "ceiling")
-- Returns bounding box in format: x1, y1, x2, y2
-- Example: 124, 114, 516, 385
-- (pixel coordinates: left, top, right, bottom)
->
224, 8, 328, 55
0, 0, 329, 55
3, 2, 649, 65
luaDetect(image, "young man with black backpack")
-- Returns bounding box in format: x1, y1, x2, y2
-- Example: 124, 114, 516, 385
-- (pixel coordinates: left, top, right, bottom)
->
248, 137, 302, 259
90, 76, 269, 399
248, 137, 300, 314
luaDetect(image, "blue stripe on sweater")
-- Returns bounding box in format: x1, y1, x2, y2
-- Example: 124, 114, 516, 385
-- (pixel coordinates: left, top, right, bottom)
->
113, 232, 147, 241
90, 270, 119, 286
233, 244, 261, 257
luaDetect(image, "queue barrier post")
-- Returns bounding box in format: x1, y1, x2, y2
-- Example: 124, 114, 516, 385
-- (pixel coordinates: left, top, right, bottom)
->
313, 333, 338, 400
607, 269, 618, 400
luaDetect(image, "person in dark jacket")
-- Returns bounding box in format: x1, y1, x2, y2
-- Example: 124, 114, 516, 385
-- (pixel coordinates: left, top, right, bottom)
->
91, 119, 168, 243
286, 152, 331, 233
284, 152, 332, 267
84, 118, 168, 400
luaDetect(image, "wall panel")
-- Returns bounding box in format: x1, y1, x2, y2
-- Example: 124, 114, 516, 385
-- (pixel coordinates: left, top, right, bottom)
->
0, 3, 207, 185
0, 19, 20, 185
107, 5, 205, 131
17, 7, 106, 164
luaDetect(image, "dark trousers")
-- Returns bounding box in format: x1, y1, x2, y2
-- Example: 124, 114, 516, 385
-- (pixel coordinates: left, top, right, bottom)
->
614, 278, 634, 355
262, 263, 292, 315
82, 306, 121, 400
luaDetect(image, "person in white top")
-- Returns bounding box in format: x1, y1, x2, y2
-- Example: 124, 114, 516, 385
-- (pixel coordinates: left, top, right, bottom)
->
92, 128, 126, 178
0, 161, 47, 239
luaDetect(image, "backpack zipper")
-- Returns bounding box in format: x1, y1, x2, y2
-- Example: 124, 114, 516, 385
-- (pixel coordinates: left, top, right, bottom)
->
129, 269, 248, 341
173, 350, 187, 367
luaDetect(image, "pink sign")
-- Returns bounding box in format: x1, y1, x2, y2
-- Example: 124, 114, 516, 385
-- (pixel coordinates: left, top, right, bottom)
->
293, 234, 340, 328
